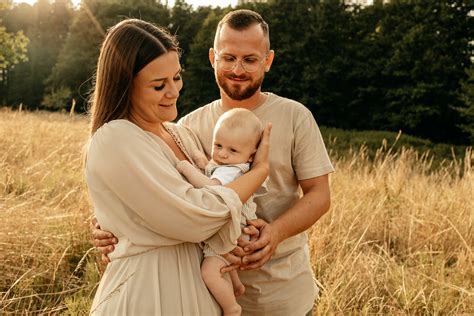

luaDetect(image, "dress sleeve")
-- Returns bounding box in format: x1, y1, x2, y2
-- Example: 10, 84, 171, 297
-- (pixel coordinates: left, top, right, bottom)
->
86, 121, 241, 254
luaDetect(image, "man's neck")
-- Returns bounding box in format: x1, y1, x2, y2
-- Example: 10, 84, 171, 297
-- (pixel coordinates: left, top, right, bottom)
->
220, 91, 268, 112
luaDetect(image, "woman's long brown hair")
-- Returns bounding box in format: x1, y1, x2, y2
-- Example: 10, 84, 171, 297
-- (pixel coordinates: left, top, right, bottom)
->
89, 19, 179, 135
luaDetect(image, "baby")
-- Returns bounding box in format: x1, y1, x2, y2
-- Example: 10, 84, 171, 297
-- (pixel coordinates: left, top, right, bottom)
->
176, 108, 265, 316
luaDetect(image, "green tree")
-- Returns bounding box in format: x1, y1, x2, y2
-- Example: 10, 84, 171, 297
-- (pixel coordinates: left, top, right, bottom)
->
0, 2, 29, 105
457, 65, 474, 143
47, 0, 171, 112
376, 0, 472, 143
179, 8, 225, 116
3, 0, 73, 108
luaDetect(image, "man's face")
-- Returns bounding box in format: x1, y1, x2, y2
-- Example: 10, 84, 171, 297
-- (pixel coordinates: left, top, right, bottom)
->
210, 24, 274, 101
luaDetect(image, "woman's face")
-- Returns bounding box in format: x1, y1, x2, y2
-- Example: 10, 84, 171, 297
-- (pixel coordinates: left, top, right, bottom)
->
130, 51, 183, 126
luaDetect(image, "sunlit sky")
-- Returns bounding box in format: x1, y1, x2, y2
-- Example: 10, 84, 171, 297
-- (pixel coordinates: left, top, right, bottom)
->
13, 0, 239, 9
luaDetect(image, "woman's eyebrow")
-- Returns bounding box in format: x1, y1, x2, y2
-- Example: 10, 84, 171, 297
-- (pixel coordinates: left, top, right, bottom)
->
149, 69, 182, 82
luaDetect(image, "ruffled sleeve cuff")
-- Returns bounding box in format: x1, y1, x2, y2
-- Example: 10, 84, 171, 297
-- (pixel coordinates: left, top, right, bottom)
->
202, 185, 242, 255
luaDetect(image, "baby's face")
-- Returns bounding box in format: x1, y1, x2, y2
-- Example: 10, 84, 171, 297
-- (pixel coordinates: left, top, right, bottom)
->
211, 127, 257, 165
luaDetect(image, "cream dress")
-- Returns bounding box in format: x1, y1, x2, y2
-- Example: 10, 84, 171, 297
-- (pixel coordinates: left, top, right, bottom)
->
85, 120, 242, 315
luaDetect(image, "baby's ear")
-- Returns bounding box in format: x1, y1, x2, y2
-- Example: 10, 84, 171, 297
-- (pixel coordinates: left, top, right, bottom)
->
248, 150, 257, 163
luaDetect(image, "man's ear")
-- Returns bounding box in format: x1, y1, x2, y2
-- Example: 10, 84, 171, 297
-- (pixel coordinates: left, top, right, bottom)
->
264, 49, 275, 72
209, 48, 216, 68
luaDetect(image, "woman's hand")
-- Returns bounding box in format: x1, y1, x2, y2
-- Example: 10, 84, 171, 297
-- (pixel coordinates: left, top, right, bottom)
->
251, 123, 272, 173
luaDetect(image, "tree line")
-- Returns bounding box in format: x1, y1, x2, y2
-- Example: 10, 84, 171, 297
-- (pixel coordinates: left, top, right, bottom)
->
1, 0, 472, 144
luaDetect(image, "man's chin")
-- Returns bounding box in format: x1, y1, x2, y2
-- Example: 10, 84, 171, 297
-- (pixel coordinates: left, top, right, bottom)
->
223, 86, 258, 101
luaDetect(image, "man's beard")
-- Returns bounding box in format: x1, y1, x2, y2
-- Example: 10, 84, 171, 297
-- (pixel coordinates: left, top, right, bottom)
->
216, 72, 264, 101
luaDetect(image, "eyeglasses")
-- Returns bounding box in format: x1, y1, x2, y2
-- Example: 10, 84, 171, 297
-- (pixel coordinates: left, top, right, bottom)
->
214, 51, 267, 73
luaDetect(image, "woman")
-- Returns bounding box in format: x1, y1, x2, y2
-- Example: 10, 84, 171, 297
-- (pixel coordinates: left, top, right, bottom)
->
85, 19, 270, 315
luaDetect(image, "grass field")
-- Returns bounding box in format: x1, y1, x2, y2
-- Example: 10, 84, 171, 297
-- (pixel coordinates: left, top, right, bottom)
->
1, 108, 472, 314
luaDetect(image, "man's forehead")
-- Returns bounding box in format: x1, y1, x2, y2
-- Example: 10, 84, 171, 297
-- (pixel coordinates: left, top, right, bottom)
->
215, 24, 268, 51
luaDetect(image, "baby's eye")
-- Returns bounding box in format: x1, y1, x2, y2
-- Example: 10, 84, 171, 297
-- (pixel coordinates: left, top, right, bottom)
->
230, 148, 238, 153
154, 85, 165, 91
215, 144, 222, 149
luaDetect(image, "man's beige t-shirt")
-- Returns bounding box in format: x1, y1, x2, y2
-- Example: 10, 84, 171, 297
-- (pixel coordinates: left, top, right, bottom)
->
179, 93, 334, 315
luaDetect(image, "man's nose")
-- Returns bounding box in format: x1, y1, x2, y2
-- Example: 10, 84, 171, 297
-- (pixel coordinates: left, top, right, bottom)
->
232, 60, 246, 76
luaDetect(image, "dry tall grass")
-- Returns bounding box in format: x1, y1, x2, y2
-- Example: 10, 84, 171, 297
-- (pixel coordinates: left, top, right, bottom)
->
0, 109, 97, 314
1, 108, 472, 314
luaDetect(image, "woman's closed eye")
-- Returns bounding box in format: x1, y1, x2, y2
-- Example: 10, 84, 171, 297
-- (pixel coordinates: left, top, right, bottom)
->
153, 73, 181, 91
154, 84, 165, 91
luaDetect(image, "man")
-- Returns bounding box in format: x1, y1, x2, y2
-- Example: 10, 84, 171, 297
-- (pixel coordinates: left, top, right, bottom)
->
93, 9, 334, 315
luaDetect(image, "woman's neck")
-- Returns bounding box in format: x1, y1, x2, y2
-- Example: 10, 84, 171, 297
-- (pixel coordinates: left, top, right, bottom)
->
128, 114, 168, 138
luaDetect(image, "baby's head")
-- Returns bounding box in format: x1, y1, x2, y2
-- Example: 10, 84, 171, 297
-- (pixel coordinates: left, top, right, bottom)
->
212, 108, 263, 165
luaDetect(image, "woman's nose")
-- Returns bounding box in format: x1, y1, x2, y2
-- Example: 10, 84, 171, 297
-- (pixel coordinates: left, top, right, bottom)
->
165, 82, 180, 99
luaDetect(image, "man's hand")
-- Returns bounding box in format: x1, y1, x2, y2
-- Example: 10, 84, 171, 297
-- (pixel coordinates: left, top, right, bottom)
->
220, 225, 260, 273
239, 219, 283, 270
90, 217, 117, 263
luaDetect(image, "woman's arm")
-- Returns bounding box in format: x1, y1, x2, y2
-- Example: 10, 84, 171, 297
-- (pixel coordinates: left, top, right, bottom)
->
86, 121, 242, 250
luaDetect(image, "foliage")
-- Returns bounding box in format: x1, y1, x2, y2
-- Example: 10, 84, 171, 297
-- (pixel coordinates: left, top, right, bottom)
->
1, 0, 473, 144
2, 0, 73, 108
41, 86, 72, 111
457, 65, 474, 143
0, 26, 28, 72
321, 127, 470, 169
47, 0, 171, 112
0, 2, 29, 105
178, 8, 225, 115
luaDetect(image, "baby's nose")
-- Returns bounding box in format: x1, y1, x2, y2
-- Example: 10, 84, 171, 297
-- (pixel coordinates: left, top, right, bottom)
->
219, 150, 228, 158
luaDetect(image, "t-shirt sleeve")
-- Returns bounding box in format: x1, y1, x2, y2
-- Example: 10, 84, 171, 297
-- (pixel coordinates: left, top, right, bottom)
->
209, 166, 244, 185
86, 122, 241, 254
292, 111, 334, 180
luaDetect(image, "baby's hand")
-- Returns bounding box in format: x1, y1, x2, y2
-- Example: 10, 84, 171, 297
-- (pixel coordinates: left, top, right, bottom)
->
192, 151, 209, 170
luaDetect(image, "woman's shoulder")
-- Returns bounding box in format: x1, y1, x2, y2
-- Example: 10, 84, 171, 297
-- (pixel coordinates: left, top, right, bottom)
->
88, 120, 150, 159
92, 120, 144, 144
94, 119, 139, 135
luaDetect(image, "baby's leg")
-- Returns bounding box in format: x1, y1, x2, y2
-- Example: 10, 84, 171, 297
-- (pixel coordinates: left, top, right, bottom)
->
229, 269, 245, 297
201, 256, 241, 316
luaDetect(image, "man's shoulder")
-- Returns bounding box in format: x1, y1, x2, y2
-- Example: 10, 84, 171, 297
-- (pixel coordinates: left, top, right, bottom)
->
264, 93, 312, 121
267, 93, 310, 113
179, 99, 220, 125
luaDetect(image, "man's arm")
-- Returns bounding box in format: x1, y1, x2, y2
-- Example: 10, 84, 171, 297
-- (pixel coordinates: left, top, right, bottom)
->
239, 174, 331, 270
91, 217, 117, 263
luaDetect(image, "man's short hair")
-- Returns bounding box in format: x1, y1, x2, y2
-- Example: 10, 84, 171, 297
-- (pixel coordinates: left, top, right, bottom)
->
215, 9, 270, 49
